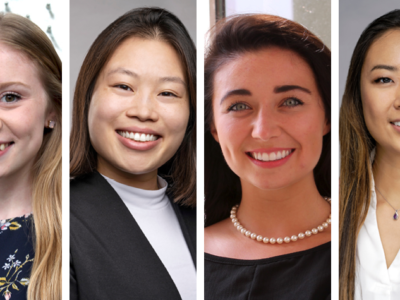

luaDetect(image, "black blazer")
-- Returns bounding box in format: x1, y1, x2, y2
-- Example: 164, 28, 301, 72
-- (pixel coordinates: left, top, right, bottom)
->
70, 171, 196, 300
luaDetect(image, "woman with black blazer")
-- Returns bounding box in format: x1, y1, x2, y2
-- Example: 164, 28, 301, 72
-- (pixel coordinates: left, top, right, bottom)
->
69, 8, 196, 300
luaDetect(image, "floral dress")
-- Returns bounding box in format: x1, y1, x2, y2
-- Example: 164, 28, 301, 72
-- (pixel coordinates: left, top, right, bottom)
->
0, 215, 34, 300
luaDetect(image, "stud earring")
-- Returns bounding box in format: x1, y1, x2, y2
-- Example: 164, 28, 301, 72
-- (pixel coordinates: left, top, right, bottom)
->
46, 120, 56, 129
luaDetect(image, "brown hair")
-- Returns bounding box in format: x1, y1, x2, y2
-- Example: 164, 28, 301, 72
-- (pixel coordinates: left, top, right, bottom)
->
339, 9, 400, 300
0, 13, 62, 300
204, 14, 331, 226
70, 7, 196, 206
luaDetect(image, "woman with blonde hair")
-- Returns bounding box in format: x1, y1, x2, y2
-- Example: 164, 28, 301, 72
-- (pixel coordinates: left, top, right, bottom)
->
340, 9, 400, 300
0, 13, 61, 300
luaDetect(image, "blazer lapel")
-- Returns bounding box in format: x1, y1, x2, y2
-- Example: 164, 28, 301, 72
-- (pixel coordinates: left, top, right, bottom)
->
71, 171, 182, 299
170, 200, 197, 267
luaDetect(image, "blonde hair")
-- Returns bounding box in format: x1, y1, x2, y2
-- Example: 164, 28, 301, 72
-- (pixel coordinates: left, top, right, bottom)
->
0, 13, 62, 299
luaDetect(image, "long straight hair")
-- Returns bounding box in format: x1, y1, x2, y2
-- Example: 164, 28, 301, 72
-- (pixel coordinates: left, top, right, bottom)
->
70, 7, 196, 206
204, 14, 331, 226
339, 9, 400, 300
0, 13, 62, 300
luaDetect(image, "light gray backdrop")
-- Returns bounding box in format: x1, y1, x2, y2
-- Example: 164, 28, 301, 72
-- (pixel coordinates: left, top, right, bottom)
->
339, 0, 399, 102
70, 0, 196, 110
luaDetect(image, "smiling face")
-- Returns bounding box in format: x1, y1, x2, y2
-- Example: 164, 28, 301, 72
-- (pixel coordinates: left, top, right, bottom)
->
88, 37, 190, 184
361, 29, 400, 156
0, 42, 53, 180
211, 47, 329, 190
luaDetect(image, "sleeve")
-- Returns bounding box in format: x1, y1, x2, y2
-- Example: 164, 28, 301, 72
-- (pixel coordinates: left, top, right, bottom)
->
69, 251, 79, 300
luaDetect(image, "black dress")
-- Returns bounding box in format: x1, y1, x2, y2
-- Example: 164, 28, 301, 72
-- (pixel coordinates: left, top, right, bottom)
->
205, 242, 331, 300
0, 215, 34, 300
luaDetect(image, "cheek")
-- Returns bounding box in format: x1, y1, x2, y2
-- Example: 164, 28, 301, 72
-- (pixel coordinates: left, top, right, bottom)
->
88, 94, 118, 138
162, 103, 190, 136
360, 87, 387, 139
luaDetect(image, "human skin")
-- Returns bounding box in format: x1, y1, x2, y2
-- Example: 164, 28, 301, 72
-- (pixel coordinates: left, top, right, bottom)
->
360, 29, 400, 268
88, 37, 190, 190
0, 42, 55, 219
205, 47, 331, 259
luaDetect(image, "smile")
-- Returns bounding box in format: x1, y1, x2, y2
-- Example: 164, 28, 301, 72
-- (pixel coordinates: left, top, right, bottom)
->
249, 149, 294, 162
392, 122, 400, 127
0, 142, 14, 156
0, 142, 12, 151
117, 131, 159, 142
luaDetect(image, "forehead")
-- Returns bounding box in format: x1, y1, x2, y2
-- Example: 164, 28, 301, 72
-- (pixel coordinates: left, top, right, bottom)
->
213, 47, 317, 95
0, 42, 41, 84
363, 29, 400, 69
101, 36, 185, 79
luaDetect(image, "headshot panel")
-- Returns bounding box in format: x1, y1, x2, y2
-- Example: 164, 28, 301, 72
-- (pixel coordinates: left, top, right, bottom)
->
339, 4, 400, 300
69, 2, 196, 300
0, 9, 62, 300
204, 1, 331, 299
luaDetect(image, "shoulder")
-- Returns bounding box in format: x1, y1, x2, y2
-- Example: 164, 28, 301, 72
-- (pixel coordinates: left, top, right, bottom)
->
205, 218, 232, 253
70, 171, 114, 218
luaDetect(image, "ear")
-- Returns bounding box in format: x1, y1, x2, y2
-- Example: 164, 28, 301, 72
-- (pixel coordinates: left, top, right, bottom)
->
45, 107, 58, 129
323, 120, 330, 136
210, 121, 219, 143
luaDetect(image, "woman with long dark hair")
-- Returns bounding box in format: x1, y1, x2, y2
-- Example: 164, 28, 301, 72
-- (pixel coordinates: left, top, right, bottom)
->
204, 14, 331, 299
70, 7, 196, 300
340, 10, 400, 300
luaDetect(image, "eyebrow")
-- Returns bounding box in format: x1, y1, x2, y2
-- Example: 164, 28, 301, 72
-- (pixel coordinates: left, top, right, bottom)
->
219, 85, 312, 104
370, 64, 398, 72
107, 67, 186, 87
0, 81, 29, 90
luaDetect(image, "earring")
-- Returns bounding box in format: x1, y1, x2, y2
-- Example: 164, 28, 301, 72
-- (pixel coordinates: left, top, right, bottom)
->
46, 120, 56, 129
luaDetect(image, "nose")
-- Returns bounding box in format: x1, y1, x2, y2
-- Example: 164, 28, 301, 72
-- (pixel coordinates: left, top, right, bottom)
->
395, 87, 400, 109
251, 108, 282, 141
126, 92, 159, 122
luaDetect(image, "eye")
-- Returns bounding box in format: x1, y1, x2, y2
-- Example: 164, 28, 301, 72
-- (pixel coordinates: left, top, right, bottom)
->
159, 91, 177, 97
0, 93, 21, 103
374, 77, 393, 84
228, 102, 250, 111
115, 84, 132, 91
282, 98, 303, 107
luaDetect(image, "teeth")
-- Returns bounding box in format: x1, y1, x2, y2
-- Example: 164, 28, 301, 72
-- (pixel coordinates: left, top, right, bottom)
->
251, 150, 292, 162
118, 131, 158, 142
0, 143, 10, 151
393, 122, 400, 127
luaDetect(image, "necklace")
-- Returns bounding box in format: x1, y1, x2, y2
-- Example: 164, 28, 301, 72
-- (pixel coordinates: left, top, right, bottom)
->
230, 197, 331, 244
375, 187, 398, 221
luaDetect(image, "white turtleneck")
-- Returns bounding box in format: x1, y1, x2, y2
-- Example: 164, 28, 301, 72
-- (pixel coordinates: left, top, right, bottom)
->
102, 174, 196, 300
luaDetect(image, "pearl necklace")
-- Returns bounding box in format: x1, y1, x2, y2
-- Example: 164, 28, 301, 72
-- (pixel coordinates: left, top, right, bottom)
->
230, 197, 331, 244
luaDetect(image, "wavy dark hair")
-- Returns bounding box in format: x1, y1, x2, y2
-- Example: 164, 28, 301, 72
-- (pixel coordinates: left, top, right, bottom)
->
339, 9, 400, 300
70, 7, 196, 206
204, 14, 331, 227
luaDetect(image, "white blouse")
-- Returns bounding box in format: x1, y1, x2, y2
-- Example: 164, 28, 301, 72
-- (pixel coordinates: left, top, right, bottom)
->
355, 175, 400, 299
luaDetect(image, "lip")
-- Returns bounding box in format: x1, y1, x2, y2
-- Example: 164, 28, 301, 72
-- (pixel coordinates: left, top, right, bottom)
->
116, 131, 161, 151
247, 148, 295, 168
390, 120, 400, 133
117, 127, 162, 136
0, 142, 13, 158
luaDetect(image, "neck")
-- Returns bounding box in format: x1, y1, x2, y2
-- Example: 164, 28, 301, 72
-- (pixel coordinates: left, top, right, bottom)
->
97, 157, 159, 190
237, 172, 330, 237
0, 168, 33, 220
373, 146, 400, 207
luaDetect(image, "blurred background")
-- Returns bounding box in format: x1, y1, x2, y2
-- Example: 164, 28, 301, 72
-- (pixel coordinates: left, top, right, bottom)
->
0, 0, 66, 59
208, 0, 331, 49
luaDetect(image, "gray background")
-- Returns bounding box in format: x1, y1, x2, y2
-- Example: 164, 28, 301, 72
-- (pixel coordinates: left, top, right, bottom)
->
70, 0, 196, 107
339, 0, 399, 102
